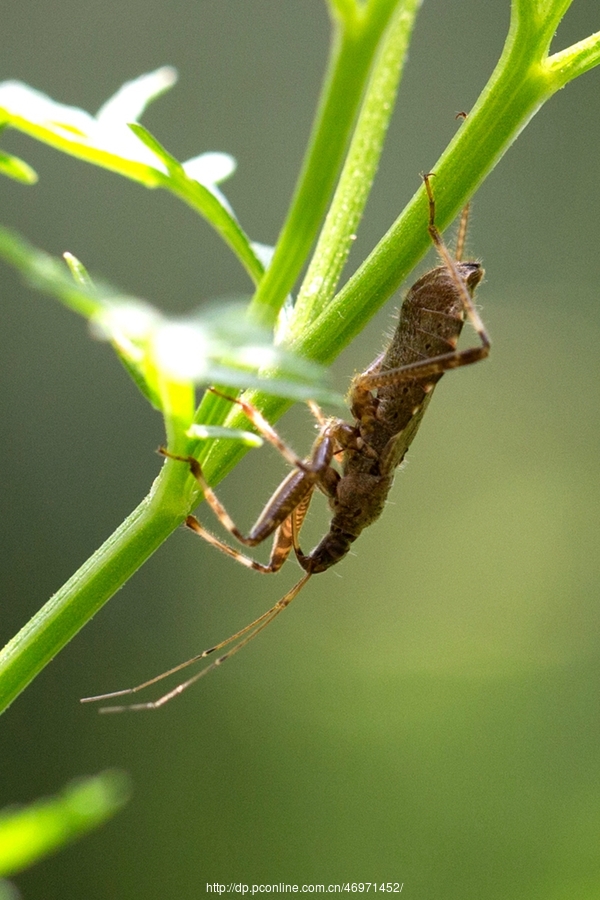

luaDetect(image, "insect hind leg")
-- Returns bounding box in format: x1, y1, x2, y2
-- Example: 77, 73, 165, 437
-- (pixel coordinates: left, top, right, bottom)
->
80, 572, 312, 712
160, 392, 332, 574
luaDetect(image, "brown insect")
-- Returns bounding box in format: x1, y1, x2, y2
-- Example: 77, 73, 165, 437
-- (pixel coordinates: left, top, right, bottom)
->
82, 174, 490, 711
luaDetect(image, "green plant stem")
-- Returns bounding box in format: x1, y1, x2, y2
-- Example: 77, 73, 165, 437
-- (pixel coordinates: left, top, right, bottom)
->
546, 28, 600, 84
248, 0, 404, 328
287, 0, 596, 355
292, 0, 420, 333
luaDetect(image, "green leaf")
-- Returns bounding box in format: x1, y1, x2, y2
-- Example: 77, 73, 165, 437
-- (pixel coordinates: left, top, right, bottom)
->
0, 149, 37, 184
0, 771, 131, 877
0, 73, 264, 283
0, 69, 178, 185
62, 251, 93, 288
127, 122, 184, 177
0, 226, 106, 319
0, 228, 343, 411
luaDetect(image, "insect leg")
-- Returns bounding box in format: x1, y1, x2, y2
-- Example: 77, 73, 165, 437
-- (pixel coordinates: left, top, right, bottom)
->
80, 572, 312, 712
423, 172, 490, 359
208, 388, 316, 471
357, 175, 490, 392
162, 447, 314, 573
162, 413, 335, 572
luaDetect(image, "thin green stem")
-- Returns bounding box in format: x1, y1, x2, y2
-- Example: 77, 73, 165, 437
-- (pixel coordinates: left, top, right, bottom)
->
292, 0, 420, 333
247, 0, 402, 328
286, 0, 584, 355
546, 29, 600, 84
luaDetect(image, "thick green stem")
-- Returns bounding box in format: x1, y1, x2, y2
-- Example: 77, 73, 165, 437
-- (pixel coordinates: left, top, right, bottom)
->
286, 2, 569, 356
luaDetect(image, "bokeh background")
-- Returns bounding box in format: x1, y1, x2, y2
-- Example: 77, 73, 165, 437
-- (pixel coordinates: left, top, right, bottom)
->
2, 2, 600, 898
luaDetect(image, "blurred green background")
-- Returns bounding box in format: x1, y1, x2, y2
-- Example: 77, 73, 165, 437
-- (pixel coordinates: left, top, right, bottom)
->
2, 2, 600, 898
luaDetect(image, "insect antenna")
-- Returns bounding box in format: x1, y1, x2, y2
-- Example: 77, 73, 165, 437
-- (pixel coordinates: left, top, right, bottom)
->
80, 572, 311, 712
452, 111, 470, 263
454, 200, 470, 262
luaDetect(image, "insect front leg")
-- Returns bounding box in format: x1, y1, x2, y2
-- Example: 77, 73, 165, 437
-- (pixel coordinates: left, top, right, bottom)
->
421, 171, 490, 369
159, 449, 315, 574
185, 466, 314, 574
357, 175, 491, 394
163, 397, 338, 574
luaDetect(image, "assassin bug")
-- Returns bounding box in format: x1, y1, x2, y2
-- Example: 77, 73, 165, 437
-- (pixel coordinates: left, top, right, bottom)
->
82, 173, 490, 711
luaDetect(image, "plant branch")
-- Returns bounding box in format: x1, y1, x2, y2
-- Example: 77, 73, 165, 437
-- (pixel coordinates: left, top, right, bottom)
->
292, 0, 420, 333
247, 0, 405, 328
287, 0, 598, 355
546, 29, 600, 84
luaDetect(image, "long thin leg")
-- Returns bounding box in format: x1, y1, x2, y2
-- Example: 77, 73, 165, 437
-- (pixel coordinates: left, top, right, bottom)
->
208, 388, 321, 471
164, 427, 331, 571
184, 477, 316, 575
162, 394, 336, 572
176, 453, 314, 570
80, 572, 312, 712
358, 174, 490, 392
424, 172, 490, 356
184, 511, 296, 574
81, 467, 317, 709
357, 335, 487, 391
